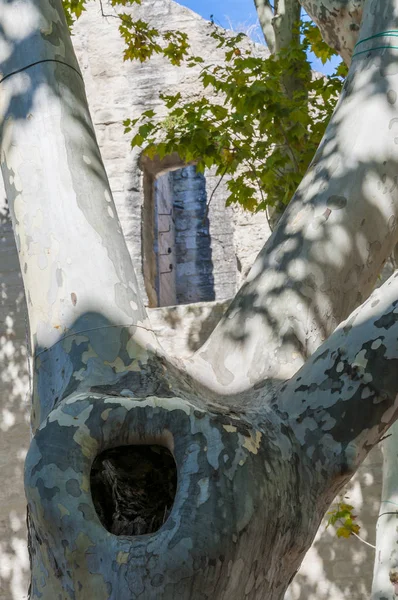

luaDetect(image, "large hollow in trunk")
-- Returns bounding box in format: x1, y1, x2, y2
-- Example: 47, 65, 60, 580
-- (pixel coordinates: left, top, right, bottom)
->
91, 445, 177, 537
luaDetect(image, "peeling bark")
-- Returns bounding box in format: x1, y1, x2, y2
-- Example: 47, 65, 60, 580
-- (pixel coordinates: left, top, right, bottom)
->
299, 0, 364, 64
3, 0, 398, 598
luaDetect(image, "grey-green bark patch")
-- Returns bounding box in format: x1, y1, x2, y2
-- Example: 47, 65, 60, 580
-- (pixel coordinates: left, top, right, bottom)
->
25, 394, 316, 599
387, 90, 397, 105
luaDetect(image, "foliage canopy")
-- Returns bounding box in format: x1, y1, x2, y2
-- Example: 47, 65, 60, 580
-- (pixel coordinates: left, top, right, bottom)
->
62, 0, 346, 217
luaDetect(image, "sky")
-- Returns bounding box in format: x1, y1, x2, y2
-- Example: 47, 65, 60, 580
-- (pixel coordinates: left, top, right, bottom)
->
175, 0, 341, 75
176, 0, 260, 33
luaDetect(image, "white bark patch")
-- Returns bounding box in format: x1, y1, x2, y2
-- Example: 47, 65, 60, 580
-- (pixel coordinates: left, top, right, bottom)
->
353, 348, 368, 371
361, 386, 373, 399
0, 1, 39, 40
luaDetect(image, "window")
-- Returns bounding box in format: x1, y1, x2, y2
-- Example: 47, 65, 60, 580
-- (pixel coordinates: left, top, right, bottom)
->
141, 154, 236, 308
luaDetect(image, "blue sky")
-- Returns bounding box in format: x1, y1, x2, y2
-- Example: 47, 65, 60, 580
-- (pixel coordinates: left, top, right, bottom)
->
175, 0, 340, 75
176, 0, 260, 32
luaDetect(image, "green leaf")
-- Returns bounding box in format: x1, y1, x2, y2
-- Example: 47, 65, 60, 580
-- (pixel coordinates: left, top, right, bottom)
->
121, 16, 344, 217
336, 526, 352, 539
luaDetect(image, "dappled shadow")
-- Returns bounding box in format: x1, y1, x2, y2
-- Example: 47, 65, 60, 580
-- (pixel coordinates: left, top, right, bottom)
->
286, 448, 382, 600
0, 2, 112, 245
197, 44, 398, 387
0, 196, 30, 599
148, 299, 230, 358
2, 1, 398, 598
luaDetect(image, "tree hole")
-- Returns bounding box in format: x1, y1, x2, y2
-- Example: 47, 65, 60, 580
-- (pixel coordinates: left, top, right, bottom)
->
90, 445, 177, 536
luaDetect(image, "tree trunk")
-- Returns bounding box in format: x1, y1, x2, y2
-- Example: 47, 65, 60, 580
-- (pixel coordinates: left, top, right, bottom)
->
299, 3, 398, 597
371, 246, 398, 599
254, 0, 309, 226
371, 422, 398, 599
2, 0, 398, 598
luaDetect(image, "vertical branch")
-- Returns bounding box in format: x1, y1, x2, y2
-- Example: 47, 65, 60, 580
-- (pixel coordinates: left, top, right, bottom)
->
273, 0, 302, 53
0, 0, 160, 429
187, 0, 398, 395
253, 0, 277, 52
371, 422, 398, 598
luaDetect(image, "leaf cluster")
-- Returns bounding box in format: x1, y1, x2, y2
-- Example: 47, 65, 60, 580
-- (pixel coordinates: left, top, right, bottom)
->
62, 0, 88, 28
326, 503, 360, 539
62, 0, 190, 64
119, 14, 189, 64
61, 2, 345, 215
124, 21, 345, 213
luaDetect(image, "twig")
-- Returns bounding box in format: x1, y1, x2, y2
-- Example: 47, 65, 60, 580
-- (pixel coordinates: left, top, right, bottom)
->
99, 0, 119, 19
202, 166, 228, 224
378, 433, 392, 443
351, 531, 376, 550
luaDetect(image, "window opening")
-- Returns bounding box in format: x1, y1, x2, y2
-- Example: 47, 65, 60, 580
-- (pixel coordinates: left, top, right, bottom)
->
153, 165, 215, 306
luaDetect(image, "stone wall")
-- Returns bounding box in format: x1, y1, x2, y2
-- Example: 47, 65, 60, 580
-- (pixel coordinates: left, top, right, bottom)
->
0, 1, 384, 598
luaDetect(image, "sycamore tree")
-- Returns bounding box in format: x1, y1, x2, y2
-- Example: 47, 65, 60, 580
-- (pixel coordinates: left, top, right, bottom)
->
2, 0, 398, 598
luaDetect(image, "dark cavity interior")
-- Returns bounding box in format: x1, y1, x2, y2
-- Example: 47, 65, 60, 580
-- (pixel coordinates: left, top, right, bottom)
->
90, 445, 177, 536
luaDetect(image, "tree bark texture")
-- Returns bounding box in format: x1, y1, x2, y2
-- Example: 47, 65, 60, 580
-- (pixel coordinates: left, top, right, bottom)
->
2, 0, 398, 598
190, 0, 398, 394
371, 422, 398, 599
299, 0, 364, 64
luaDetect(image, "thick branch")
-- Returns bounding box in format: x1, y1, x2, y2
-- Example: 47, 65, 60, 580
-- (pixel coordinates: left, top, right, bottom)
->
187, 0, 398, 395
254, 0, 276, 52
273, 0, 301, 54
0, 0, 159, 429
299, 0, 364, 65
275, 270, 398, 481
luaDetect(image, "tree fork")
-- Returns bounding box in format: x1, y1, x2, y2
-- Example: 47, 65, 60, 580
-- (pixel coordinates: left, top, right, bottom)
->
188, 0, 398, 395
3, 0, 398, 598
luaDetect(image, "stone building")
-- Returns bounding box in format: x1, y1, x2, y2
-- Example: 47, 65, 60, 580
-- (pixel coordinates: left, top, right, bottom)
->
0, 1, 382, 598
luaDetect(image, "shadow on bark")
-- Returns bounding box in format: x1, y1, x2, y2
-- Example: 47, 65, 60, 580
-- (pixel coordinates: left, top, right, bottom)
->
4, 2, 398, 598
197, 49, 398, 390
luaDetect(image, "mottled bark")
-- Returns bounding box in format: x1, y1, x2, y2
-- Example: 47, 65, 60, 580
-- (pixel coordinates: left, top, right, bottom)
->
3, 0, 398, 598
191, 0, 398, 394
298, 3, 398, 596
371, 422, 398, 600
23, 270, 398, 599
253, 0, 307, 226
299, 0, 364, 64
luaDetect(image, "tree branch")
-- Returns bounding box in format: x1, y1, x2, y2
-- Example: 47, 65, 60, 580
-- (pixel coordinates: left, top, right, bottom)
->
253, 0, 277, 53
275, 271, 398, 480
186, 2, 398, 395
0, 0, 160, 429
298, 0, 364, 65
